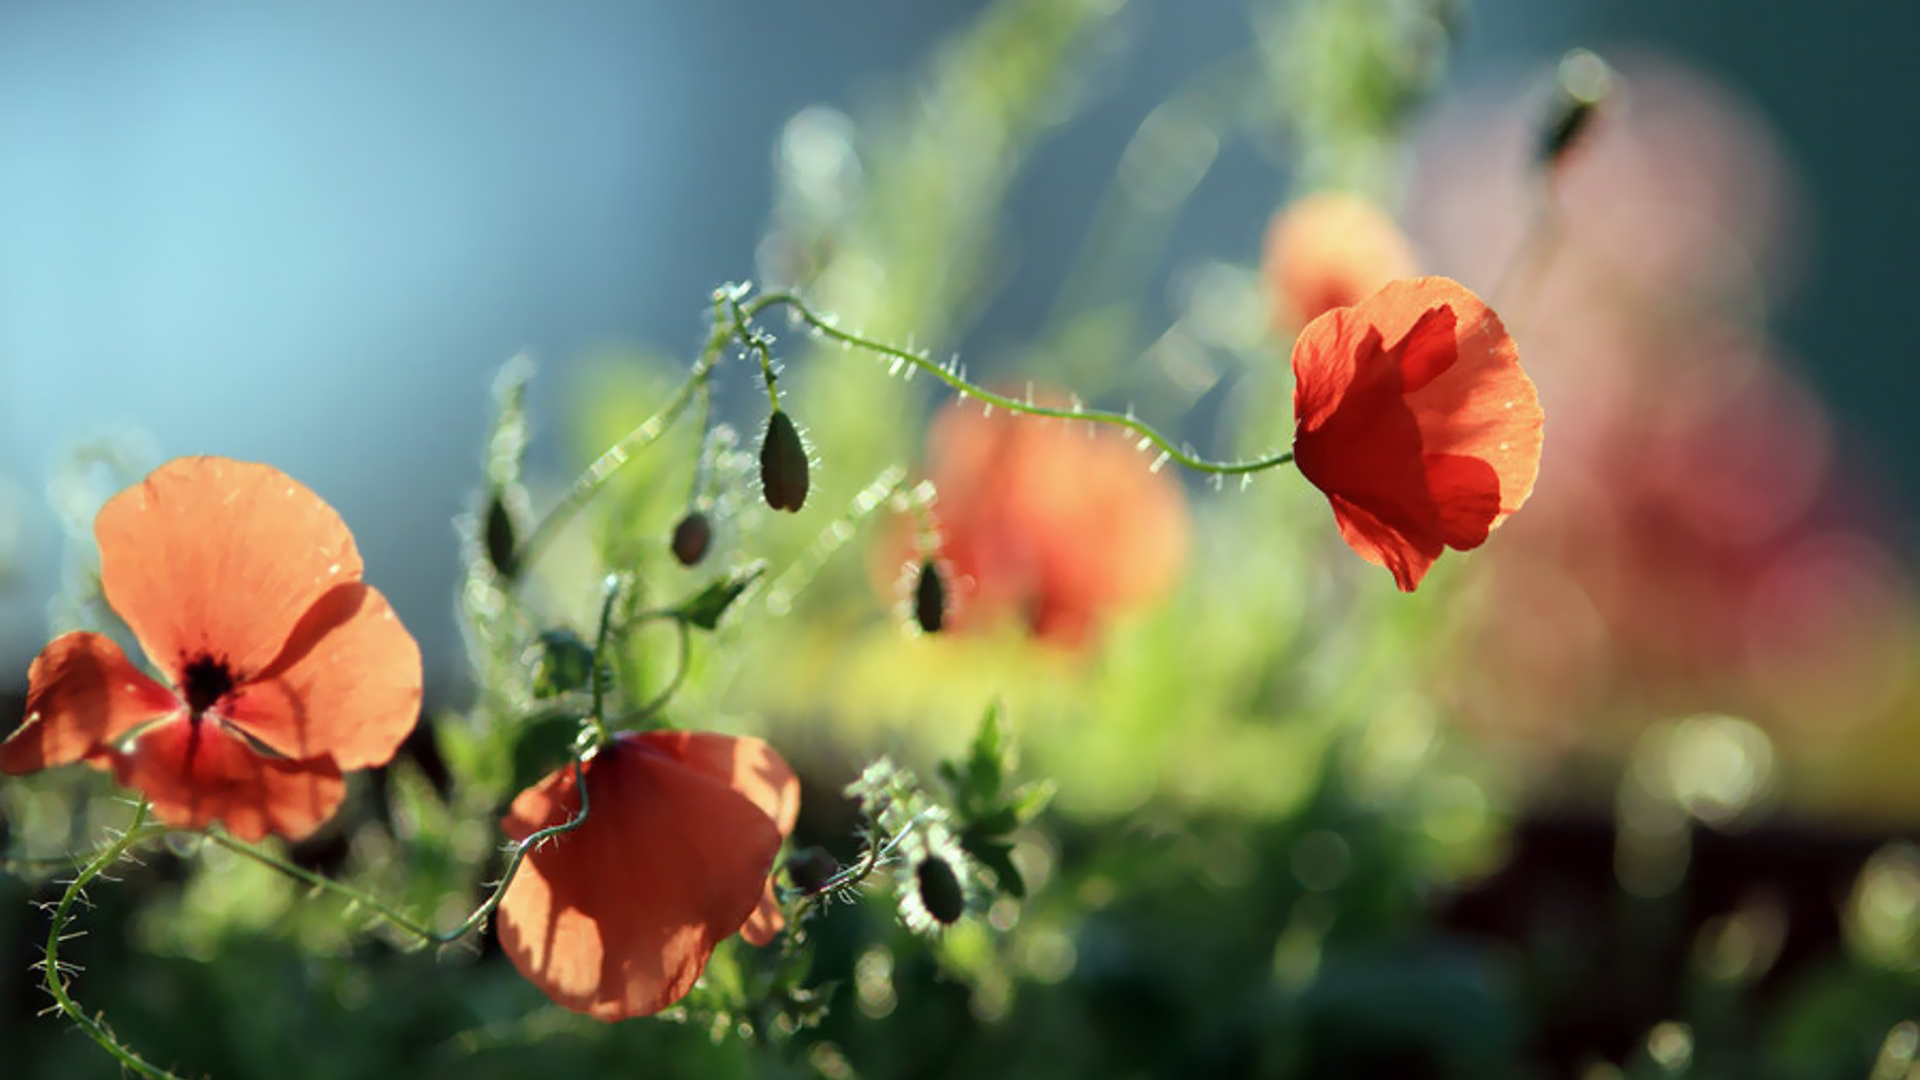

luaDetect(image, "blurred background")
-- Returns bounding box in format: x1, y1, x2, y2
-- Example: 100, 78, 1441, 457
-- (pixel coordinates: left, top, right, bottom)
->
5, 0, 1916, 686
5, 1, 1920, 1077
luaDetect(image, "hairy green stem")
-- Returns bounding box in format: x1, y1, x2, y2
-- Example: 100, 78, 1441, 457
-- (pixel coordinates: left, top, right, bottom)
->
588, 577, 623, 745
516, 279, 1296, 586
41, 804, 185, 1080
512, 291, 737, 578
207, 755, 593, 948
742, 290, 1294, 475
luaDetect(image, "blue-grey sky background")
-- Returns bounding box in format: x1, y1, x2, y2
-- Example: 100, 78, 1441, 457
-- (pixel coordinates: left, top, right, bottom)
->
3, 1, 1914, 687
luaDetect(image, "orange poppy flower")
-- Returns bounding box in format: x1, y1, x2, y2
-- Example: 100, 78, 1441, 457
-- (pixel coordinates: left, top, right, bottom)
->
0, 457, 423, 840
908, 402, 1189, 647
497, 731, 800, 1021
1292, 277, 1543, 591
1263, 191, 1420, 331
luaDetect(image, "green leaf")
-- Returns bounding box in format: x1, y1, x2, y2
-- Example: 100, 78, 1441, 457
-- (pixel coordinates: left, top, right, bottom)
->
1009, 780, 1055, 824
958, 700, 1008, 808
961, 833, 1025, 899
677, 561, 767, 631
967, 807, 1021, 839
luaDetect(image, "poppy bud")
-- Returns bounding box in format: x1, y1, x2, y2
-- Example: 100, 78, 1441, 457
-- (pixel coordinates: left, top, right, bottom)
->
1536, 48, 1612, 169
759, 410, 809, 513
671, 511, 712, 567
913, 558, 946, 634
485, 491, 518, 580
913, 854, 966, 926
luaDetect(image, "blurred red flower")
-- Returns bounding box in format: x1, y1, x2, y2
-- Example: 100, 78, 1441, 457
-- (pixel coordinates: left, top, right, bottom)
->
1292, 276, 1543, 591
0, 456, 422, 841
1263, 190, 1420, 331
497, 731, 800, 1021
1404, 57, 1915, 760
909, 401, 1190, 646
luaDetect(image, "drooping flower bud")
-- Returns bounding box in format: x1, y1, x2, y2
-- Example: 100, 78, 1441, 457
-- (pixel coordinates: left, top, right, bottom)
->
913, 558, 946, 634
1536, 49, 1613, 170
759, 410, 809, 513
671, 511, 713, 567
913, 854, 966, 926
485, 490, 518, 580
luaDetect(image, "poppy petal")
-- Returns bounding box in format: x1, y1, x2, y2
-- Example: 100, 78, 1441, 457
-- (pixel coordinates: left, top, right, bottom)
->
496, 735, 784, 1020
646, 733, 802, 948
112, 719, 347, 841
1294, 319, 1440, 571
222, 583, 422, 770
0, 632, 180, 774
1326, 493, 1442, 592
1291, 305, 1369, 434
95, 457, 364, 682
650, 732, 801, 835
1401, 289, 1543, 519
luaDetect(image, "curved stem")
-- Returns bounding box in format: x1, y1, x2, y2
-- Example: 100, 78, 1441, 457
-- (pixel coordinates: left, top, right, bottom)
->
42, 804, 185, 1080
206, 756, 593, 948
588, 577, 623, 745
206, 826, 438, 941
688, 379, 717, 505
617, 615, 692, 729
1490, 181, 1567, 334
741, 290, 1294, 476
730, 292, 784, 413
788, 807, 937, 927
513, 291, 737, 579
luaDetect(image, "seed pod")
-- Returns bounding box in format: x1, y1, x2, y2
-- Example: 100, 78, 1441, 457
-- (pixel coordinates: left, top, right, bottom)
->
670, 511, 713, 567
759, 410, 810, 512
484, 492, 518, 580
914, 854, 966, 926
913, 558, 946, 634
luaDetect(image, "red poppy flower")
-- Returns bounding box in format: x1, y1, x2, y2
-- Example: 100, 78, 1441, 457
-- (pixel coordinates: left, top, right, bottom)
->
0, 457, 423, 841
497, 731, 800, 1021
1291, 276, 1543, 591
905, 402, 1190, 647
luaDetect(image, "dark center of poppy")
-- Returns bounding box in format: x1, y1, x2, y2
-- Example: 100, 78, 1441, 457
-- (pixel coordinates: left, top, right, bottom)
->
180, 654, 236, 717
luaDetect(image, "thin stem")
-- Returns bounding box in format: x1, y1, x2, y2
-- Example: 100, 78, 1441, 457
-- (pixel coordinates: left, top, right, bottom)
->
789, 808, 936, 926
513, 292, 736, 578
206, 826, 439, 942
206, 756, 594, 947
764, 465, 909, 616
742, 290, 1294, 476
41, 804, 185, 1080
730, 293, 784, 413
616, 615, 692, 729
688, 378, 717, 505
588, 576, 623, 745
1490, 181, 1568, 334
